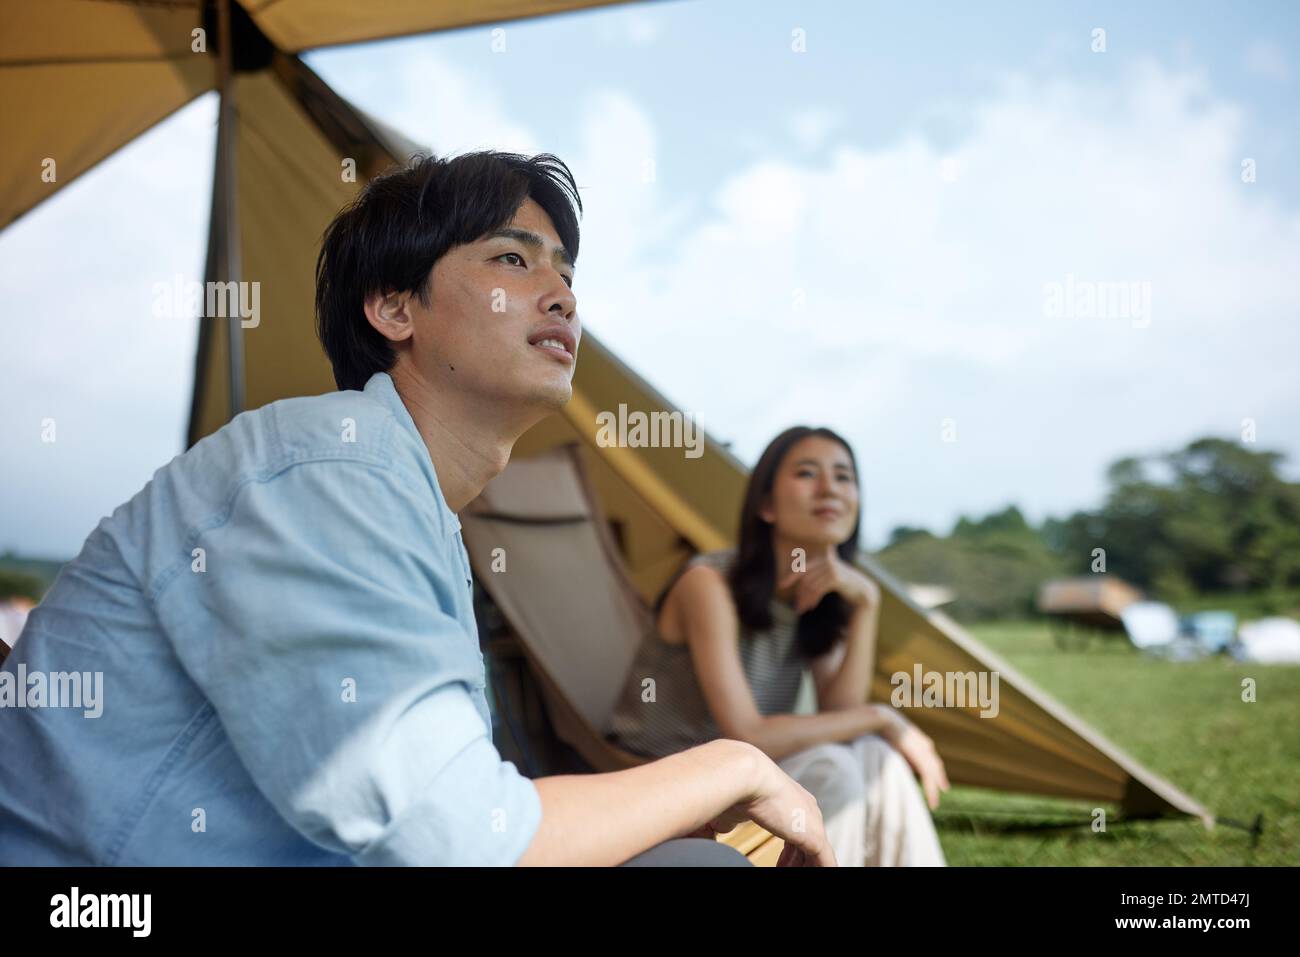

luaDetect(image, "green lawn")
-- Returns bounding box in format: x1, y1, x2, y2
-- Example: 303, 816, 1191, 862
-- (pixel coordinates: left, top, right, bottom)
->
932, 621, 1300, 866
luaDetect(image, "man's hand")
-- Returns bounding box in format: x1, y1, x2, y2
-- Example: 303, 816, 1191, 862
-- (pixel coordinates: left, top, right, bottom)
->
692, 741, 837, 867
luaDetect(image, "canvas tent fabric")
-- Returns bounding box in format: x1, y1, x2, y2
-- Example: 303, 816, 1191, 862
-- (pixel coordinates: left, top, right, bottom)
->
460, 443, 788, 863
464, 445, 653, 753
462, 443, 1213, 829
239, 0, 634, 53
0, 0, 212, 230
1121, 602, 1182, 651
0, 0, 628, 230
507, 341, 1211, 827
1037, 576, 1143, 630
1234, 618, 1300, 664
0, 0, 631, 434
5, 0, 1213, 842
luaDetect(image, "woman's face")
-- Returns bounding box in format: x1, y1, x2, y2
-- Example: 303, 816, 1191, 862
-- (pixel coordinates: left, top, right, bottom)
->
759, 435, 859, 547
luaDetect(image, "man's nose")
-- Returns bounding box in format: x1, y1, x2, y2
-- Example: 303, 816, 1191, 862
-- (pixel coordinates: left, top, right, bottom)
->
543, 270, 577, 321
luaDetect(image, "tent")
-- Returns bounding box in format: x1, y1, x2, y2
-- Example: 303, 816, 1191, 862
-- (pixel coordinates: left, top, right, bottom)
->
3, 0, 1214, 859
1037, 576, 1143, 631
0, 0, 629, 436
462, 370, 1215, 827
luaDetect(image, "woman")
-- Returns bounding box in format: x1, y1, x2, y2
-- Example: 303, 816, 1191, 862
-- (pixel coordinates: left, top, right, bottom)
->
607, 425, 949, 866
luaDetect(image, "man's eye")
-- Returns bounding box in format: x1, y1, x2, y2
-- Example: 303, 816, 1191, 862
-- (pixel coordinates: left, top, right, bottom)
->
498, 252, 526, 267
562, 275, 574, 289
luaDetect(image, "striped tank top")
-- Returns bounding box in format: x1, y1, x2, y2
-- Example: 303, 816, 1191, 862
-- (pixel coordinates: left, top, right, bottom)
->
605, 549, 806, 759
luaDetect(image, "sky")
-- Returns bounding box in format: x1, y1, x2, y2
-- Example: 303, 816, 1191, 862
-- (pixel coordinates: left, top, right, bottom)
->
2, 0, 1298, 558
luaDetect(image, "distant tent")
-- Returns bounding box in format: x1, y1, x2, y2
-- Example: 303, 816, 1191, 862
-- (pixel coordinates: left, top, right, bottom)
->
4, 0, 1213, 846
1038, 576, 1143, 631
905, 584, 957, 610
1121, 602, 1182, 651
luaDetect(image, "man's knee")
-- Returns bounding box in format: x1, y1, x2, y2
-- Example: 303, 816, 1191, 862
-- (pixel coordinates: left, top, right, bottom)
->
620, 837, 753, 867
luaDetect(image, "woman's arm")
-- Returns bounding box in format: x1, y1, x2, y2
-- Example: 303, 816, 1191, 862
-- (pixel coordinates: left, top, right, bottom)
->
798, 565, 952, 808
674, 565, 905, 762
812, 601, 878, 711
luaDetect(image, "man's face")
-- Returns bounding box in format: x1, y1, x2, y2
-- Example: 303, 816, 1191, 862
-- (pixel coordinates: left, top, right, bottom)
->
404, 196, 580, 413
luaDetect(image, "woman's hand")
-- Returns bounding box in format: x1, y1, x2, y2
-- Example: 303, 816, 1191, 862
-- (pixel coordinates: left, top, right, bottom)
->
777, 553, 880, 615
879, 714, 951, 810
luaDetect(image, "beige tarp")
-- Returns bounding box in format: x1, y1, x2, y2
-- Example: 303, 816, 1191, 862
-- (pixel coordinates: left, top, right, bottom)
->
461, 442, 789, 864
0, 1, 212, 230
459, 442, 1212, 867
3, 0, 1213, 835
241, 0, 635, 52
462, 442, 1212, 827
0, 0, 626, 229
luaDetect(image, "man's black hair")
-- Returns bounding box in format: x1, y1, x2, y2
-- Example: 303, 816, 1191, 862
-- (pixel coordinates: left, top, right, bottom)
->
315, 151, 582, 391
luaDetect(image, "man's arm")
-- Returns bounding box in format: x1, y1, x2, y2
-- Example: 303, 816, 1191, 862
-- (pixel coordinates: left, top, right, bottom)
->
521, 741, 756, 866
159, 458, 541, 865
161, 458, 831, 865
521, 739, 834, 866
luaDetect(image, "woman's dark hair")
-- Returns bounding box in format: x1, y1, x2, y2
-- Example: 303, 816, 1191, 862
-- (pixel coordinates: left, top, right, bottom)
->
315, 150, 582, 391
729, 426, 862, 659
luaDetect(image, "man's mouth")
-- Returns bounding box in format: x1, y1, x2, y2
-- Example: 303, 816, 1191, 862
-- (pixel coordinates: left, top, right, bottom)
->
528, 325, 576, 362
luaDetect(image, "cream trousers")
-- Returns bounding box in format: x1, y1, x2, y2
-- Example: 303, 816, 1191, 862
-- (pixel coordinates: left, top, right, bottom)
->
777, 733, 947, 867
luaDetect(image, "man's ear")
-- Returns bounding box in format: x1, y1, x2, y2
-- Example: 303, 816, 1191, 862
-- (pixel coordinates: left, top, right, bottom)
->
363, 289, 416, 344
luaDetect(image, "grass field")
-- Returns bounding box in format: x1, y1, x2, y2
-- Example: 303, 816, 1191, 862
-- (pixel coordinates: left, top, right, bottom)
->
932, 621, 1300, 866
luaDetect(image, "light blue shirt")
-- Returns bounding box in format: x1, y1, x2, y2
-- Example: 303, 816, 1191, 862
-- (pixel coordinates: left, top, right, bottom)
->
0, 373, 542, 865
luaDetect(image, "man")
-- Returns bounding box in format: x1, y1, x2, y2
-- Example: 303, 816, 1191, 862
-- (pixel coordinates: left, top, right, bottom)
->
0, 151, 833, 867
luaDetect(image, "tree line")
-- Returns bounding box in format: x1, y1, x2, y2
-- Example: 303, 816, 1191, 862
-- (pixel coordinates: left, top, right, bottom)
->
875, 437, 1300, 622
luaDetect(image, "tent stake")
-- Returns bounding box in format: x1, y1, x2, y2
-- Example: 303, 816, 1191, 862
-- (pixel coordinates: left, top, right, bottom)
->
1215, 813, 1265, 848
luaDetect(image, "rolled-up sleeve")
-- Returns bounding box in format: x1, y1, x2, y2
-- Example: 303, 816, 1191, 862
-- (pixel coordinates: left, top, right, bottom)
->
157, 458, 541, 866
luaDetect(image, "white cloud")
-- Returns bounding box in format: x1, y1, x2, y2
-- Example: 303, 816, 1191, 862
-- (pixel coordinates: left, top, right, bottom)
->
394, 53, 541, 156
314, 48, 540, 158
570, 60, 1300, 545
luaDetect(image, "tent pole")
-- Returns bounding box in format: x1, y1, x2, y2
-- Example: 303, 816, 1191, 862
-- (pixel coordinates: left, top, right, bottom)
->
215, 0, 244, 419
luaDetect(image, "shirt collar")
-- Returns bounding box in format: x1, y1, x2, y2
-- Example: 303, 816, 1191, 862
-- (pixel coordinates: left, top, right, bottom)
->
362, 371, 462, 535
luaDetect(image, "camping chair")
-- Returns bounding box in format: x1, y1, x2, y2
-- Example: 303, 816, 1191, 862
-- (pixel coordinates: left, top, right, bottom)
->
462, 442, 784, 865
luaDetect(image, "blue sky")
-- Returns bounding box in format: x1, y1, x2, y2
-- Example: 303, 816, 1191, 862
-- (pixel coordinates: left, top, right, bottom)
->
2, 0, 1298, 558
